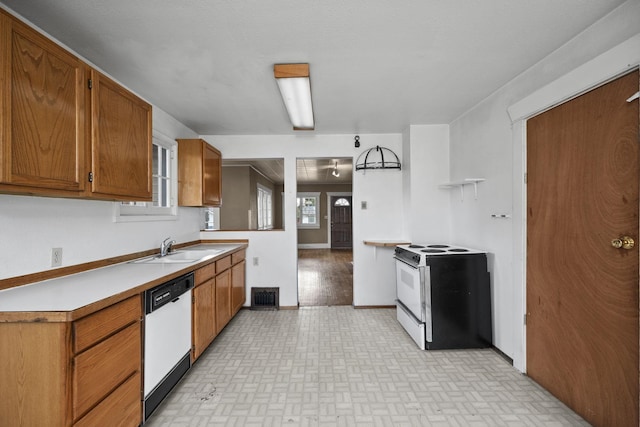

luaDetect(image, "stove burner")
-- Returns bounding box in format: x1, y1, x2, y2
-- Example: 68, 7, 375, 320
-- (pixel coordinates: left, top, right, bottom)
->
422, 249, 446, 253
448, 248, 469, 252
408, 245, 425, 248
427, 244, 450, 248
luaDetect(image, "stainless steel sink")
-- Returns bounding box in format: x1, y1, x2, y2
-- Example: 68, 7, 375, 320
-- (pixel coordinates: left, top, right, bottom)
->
130, 249, 223, 264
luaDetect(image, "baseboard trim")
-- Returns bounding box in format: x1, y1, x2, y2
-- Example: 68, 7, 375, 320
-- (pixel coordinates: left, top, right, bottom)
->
354, 305, 396, 309
245, 305, 396, 310
297, 243, 330, 249
492, 346, 514, 366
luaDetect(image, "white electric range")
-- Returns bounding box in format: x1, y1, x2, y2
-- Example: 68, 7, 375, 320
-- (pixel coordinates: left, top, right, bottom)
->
394, 243, 492, 350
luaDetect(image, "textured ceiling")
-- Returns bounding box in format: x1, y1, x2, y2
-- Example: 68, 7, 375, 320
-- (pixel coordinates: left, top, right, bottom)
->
0, 0, 626, 135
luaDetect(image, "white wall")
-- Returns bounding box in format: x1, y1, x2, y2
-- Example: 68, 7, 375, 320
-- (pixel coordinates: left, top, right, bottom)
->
0, 106, 202, 280
448, 0, 640, 371
403, 125, 451, 243
199, 133, 405, 307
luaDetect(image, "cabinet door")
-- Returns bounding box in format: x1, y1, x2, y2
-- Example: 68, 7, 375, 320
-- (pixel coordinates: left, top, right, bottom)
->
177, 139, 222, 207
202, 143, 221, 206
90, 70, 151, 200
215, 268, 231, 334
193, 278, 216, 361
231, 260, 245, 315
0, 11, 86, 194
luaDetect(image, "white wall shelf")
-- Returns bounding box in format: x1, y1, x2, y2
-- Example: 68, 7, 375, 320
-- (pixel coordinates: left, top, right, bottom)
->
439, 178, 485, 201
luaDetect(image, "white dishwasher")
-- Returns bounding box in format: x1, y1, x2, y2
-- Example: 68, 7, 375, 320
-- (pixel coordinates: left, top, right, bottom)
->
143, 272, 194, 420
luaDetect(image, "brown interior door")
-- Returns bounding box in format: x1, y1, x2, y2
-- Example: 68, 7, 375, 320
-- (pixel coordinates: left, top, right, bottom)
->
330, 196, 352, 249
526, 70, 639, 427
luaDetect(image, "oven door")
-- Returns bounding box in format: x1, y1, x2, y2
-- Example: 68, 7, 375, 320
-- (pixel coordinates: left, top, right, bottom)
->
394, 257, 425, 321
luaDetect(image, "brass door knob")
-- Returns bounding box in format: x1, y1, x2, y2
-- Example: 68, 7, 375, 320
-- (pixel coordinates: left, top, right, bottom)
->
612, 236, 635, 250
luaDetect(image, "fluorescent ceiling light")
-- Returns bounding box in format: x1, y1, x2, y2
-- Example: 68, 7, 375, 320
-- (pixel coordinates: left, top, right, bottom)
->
274, 63, 314, 130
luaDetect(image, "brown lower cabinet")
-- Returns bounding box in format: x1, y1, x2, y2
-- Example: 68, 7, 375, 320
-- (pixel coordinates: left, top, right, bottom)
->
0, 295, 142, 427
0, 247, 247, 426
192, 264, 217, 360
215, 267, 232, 335
231, 260, 246, 315
192, 250, 246, 362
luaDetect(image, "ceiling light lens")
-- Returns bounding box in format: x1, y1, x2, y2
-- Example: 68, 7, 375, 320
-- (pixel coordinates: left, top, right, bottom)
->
274, 64, 314, 130
276, 77, 314, 129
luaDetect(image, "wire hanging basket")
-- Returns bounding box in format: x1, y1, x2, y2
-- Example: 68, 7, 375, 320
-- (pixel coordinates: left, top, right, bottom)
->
355, 145, 401, 171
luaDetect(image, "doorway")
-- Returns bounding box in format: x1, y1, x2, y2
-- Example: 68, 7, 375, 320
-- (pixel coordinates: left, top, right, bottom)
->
296, 158, 353, 306
526, 70, 639, 427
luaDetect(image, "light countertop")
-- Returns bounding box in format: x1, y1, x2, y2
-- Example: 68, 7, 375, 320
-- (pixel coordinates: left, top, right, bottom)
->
0, 243, 244, 317
363, 239, 411, 247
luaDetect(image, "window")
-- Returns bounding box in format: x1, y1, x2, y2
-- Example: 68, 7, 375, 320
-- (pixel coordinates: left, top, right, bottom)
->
115, 131, 177, 221
334, 197, 350, 206
296, 192, 320, 229
257, 184, 273, 230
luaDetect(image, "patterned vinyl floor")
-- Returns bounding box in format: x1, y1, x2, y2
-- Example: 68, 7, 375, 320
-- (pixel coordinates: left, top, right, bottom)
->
144, 307, 588, 427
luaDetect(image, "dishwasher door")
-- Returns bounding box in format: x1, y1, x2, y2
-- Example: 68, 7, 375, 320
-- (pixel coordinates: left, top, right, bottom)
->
144, 288, 192, 397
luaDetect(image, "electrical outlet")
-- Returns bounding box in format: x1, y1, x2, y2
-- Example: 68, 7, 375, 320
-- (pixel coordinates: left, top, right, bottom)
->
51, 247, 63, 267
253, 257, 259, 266
361, 201, 367, 210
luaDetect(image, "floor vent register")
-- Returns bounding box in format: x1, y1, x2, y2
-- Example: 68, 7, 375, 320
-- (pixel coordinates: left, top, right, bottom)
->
250, 287, 279, 310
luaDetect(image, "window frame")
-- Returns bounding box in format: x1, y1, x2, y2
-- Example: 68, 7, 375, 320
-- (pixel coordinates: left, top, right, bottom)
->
257, 183, 274, 230
296, 192, 321, 229
114, 131, 178, 222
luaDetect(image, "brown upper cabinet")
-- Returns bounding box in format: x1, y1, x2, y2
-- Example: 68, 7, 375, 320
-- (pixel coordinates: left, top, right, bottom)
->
177, 138, 222, 207
0, 11, 87, 194
0, 10, 152, 201
89, 70, 152, 200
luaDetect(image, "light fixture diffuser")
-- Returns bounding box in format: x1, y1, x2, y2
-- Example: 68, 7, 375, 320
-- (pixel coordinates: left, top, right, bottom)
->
274, 63, 314, 130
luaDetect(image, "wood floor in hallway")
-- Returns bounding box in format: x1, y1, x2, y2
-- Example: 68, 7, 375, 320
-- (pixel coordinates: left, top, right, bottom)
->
298, 249, 353, 306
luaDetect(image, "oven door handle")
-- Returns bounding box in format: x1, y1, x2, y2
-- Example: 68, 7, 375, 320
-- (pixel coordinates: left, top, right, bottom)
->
394, 257, 419, 269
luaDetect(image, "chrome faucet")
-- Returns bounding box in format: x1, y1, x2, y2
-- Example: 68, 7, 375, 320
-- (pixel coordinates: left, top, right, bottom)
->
160, 237, 175, 257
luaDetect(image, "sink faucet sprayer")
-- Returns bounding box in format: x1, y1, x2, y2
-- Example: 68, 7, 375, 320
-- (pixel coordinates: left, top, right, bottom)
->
160, 237, 175, 257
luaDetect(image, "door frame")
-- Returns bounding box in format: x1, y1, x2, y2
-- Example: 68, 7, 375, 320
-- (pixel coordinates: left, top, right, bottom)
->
507, 35, 640, 373
326, 192, 353, 248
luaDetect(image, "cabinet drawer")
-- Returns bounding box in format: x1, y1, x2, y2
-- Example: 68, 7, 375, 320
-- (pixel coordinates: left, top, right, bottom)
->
74, 371, 141, 427
73, 295, 141, 353
73, 322, 141, 420
195, 263, 216, 286
232, 250, 246, 265
216, 255, 231, 272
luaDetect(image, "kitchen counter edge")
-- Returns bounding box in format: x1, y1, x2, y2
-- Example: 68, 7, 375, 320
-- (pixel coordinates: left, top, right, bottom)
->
0, 243, 248, 323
